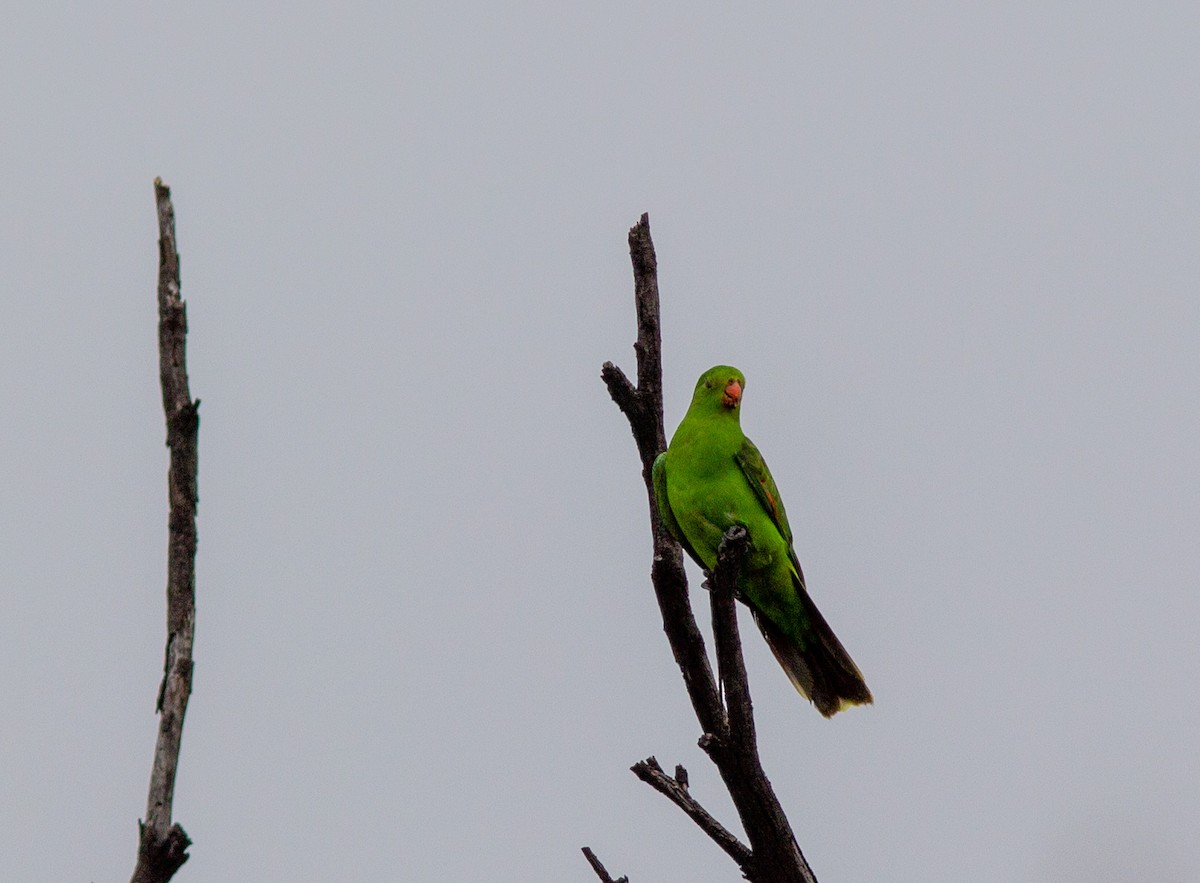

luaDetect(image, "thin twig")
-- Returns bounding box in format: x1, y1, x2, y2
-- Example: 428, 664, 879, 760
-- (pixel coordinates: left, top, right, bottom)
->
631, 758, 754, 872
130, 178, 199, 883
581, 847, 629, 883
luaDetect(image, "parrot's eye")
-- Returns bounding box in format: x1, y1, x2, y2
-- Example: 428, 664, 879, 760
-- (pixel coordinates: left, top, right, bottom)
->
705, 380, 713, 389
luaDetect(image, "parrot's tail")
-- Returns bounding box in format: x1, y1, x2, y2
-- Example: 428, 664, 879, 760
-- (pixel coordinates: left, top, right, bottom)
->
751, 590, 873, 718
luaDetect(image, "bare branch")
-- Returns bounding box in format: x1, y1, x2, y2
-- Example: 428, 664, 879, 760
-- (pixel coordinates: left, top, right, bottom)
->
600, 361, 638, 421
708, 530, 817, 883
600, 214, 725, 739
710, 527, 756, 749
581, 847, 629, 883
627, 214, 664, 413
131, 178, 199, 883
631, 758, 753, 873
598, 215, 820, 883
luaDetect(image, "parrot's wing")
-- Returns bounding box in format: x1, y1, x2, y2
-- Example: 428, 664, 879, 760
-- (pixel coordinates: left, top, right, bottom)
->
734, 436, 794, 546
737, 438, 873, 716
653, 451, 706, 568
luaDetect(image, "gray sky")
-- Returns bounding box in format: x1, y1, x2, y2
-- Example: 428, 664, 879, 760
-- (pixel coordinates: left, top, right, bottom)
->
3, 3, 1198, 881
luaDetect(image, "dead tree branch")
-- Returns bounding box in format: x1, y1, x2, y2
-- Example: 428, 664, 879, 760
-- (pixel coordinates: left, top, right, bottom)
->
630, 757, 753, 869
581, 847, 629, 883
600, 215, 725, 742
594, 214, 818, 883
130, 178, 199, 883
708, 529, 816, 882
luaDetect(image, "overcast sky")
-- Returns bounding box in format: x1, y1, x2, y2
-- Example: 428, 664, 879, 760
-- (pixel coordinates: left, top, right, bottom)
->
3, 4, 1198, 882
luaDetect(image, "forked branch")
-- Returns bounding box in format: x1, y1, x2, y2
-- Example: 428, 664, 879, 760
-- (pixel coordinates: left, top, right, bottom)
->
630, 756, 752, 872
593, 214, 817, 883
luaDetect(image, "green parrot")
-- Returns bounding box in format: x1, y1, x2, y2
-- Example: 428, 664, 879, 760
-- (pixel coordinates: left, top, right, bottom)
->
653, 365, 872, 717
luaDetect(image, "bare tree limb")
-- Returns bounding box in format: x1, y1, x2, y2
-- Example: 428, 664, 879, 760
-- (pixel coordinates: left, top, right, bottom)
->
631, 757, 753, 873
710, 527, 754, 739
708, 529, 816, 883
597, 214, 819, 883
581, 847, 629, 883
131, 178, 199, 883
600, 214, 725, 741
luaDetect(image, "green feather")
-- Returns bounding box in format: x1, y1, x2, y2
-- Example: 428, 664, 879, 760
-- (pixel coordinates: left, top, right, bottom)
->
655, 365, 872, 717
653, 452, 704, 565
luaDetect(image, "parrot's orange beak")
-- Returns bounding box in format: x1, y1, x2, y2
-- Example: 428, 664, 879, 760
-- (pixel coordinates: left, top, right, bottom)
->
723, 380, 742, 409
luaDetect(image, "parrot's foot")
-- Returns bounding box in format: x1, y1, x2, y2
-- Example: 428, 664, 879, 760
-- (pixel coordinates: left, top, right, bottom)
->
699, 572, 748, 603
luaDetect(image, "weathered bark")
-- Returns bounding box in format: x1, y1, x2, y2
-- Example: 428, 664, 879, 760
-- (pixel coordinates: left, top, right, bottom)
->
630, 755, 753, 869
130, 178, 199, 883
581, 847, 629, 883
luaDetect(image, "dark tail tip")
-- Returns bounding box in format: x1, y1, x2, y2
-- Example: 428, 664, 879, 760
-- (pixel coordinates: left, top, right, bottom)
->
753, 609, 872, 717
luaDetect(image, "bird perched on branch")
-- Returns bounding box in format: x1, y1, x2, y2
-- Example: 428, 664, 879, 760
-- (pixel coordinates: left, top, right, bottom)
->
653, 365, 872, 717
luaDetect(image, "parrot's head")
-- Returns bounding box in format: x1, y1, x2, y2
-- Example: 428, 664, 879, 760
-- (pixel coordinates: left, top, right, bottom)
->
692, 365, 745, 415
